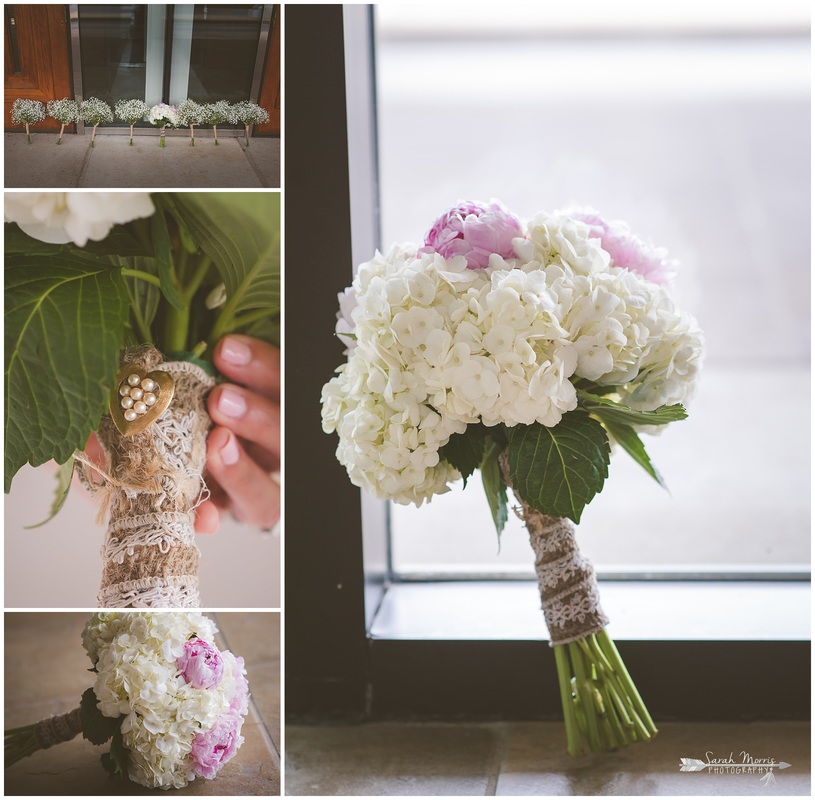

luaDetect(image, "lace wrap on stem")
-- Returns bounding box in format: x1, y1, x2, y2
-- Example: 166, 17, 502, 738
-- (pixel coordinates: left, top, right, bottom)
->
84, 349, 215, 608
500, 451, 609, 646
34, 708, 82, 750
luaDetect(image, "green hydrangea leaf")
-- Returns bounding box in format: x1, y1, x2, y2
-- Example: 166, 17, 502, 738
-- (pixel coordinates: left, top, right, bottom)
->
149, 205, 185, 311
480, 437, 509, 537
439, 425, 489, 488
4, 253, 128, 492
506, 411, 610, 523
80, 687, 122, 746
602, 418, 666, 489
577, 390, 687, 426
24, 456, 75, 529
100, 726, 129, 779
163, 192, 280, 317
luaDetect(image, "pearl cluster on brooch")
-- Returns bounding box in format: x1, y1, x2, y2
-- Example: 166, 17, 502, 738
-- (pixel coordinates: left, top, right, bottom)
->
118, 373, 160, 422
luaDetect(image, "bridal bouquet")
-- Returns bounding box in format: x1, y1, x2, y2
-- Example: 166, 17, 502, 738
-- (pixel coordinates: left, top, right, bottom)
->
322, 200, 704, 755
4, 191, 280, 607
5, 612, 250, 789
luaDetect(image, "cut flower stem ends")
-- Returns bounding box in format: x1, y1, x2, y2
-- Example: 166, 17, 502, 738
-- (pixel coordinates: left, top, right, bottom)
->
555, 630, 658, 757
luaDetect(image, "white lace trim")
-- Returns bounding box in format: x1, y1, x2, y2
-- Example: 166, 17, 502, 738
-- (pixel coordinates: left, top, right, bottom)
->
97, 576, 200, 608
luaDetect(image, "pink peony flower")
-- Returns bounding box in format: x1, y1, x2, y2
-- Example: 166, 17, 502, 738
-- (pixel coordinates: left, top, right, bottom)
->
190, 710, 245, 780
177, 638, 225, 690
421, 200, 522, 270
570, 208, 677, 285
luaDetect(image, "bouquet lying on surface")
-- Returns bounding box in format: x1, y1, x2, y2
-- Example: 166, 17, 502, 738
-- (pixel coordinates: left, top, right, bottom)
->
4, 192, 280, 607
322, 200, 704, 755
5, 612, 250, 789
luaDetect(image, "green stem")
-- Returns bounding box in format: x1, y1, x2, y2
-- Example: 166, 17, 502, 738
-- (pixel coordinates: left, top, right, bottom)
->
191, 340, 208, 359
120, 268, 162, 288
129, 303, 152, 345
554, 645, 583, 758
181, 255, 213, 303
569, 642, 602, 752
596, 630, 657, 736
165, 304, 190, 353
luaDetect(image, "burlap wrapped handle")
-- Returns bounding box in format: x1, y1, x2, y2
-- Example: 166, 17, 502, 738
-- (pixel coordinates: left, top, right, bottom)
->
499, 451, 609, 645
84, 349, 215, 608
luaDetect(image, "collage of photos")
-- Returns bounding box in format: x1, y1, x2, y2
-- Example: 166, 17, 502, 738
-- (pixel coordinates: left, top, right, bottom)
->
3, 3, 811, 798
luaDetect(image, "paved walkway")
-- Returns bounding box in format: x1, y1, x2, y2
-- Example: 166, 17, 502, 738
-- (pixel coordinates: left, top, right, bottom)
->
4, 131, 280, 189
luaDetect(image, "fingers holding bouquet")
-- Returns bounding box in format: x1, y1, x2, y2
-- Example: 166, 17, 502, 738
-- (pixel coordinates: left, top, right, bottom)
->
198, 335, 281, 533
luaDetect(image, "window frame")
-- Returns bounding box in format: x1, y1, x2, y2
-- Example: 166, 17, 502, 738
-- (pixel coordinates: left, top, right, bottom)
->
284, 4, 810, 722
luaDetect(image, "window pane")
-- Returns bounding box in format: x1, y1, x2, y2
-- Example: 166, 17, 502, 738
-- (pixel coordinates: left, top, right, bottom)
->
187, 5, 263, 101
78, 5, 147, 103
376, 10, 810, 572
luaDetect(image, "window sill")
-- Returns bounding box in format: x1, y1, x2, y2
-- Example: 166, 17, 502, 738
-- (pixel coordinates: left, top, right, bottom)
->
367, 581, 809, 720
370, 580, 810, 641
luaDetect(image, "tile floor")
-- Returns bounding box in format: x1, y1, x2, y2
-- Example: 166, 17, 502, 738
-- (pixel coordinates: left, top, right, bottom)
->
4, 612, 280, 796
3, 132, 280, 189
285, 721, 810, 796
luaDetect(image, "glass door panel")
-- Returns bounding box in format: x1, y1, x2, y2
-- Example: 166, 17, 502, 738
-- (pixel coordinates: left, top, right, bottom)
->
187, 5, 264, 102
76, 4, 266, 127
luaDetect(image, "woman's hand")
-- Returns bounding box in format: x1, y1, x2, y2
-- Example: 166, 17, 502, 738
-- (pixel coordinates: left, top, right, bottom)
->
196, 335, 281, 534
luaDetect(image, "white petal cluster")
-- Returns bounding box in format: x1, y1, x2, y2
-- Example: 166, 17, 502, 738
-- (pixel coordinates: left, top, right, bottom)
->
177, 99, 206, 127
322, 210, 704, 507
232, 100, 269, 125
5, 192, 155, 247
81, 612, 245, 790
114, 98, 150, 125
79, 97, 113, 126
148, 103, 180, 127
46, 98, 80, 124
10, 98, 46, 125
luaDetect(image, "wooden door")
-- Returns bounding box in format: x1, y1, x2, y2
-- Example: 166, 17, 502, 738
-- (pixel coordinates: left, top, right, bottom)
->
256, 4, 280, 135
4, 5, 73, 131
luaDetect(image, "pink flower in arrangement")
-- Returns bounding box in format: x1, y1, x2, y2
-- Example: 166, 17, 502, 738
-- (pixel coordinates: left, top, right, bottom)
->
177, 638, 225, 690
570, 208, 677, 285
421, 200, 522, 270
190, 710, 245, 780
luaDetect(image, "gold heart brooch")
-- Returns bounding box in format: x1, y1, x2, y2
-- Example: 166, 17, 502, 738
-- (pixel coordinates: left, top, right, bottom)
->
110, 366, 175, 436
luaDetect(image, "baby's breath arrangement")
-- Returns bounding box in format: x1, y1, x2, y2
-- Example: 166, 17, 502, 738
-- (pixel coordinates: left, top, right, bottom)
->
46, 99, 79, 145
202, 100, 236, 145
10, 99, 46, 144
79, 98, 113, 148
114, 99, 150, 146
232, 101, 270, 147
177, 99, 206, 146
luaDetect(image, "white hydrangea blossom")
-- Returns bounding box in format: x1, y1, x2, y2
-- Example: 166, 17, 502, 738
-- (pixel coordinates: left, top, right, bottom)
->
82, 612, 241, 790
5, 192, 155, 247
322, 211, 704, 506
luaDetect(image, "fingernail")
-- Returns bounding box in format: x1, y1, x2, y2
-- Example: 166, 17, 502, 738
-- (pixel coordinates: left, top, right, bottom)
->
220, 432, 240, 466
218, 387, 247, 418
220, 336, 252, 366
